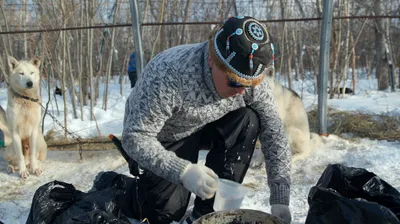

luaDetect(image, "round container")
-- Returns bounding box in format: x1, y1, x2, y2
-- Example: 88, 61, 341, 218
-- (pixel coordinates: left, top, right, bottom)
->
213, 178, 249, 211
193, 209, 284, 224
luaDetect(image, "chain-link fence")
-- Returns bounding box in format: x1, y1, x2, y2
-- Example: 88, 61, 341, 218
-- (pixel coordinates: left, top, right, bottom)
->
0, 0, 399, 145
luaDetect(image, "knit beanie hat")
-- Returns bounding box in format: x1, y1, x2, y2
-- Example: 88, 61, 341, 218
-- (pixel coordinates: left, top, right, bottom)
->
208, 16, 275, 87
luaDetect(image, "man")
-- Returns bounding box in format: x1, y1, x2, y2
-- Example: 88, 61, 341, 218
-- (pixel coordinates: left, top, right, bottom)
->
128, 52, 137, 88
97, 16, 292, 224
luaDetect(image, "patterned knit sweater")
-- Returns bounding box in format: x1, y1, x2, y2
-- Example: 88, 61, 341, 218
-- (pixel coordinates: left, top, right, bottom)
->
122, 41, 291, 205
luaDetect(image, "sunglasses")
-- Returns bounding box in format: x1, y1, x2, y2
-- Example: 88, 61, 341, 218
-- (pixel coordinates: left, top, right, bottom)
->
227, 77, 249, 88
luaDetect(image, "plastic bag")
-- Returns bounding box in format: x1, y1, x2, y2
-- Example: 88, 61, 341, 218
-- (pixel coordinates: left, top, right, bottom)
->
305, 164, 400, 224
63, 209, 130, 224
26, 178, 130, 224
26, 180, 85, 224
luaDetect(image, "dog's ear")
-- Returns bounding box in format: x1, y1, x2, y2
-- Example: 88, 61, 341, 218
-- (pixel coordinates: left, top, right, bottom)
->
30, 57, 41, 68
8, 56, 19, 72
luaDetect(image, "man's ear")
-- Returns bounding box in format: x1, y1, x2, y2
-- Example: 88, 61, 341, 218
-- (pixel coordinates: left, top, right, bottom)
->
8, 56, 19, 72
208, 55, 213, 68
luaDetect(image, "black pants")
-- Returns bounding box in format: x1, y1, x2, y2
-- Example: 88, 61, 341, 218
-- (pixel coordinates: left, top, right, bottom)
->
97, 107, 260, 224
128, 71, 137, 88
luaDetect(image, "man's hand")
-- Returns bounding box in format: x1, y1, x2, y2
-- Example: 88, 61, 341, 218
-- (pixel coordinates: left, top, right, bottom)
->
271, 204, 292, 224
180, 164, 218, 200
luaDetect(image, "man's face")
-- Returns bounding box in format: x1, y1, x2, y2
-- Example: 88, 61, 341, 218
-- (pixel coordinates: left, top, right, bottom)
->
208, 56, 246, 98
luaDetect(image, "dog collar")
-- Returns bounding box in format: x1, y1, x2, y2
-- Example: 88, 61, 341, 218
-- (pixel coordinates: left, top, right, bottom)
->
11, 88, 40, 103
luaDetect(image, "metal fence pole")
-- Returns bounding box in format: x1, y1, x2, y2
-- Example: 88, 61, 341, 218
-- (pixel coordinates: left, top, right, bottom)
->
317, 0, 334, 136
129, 0, 144, 78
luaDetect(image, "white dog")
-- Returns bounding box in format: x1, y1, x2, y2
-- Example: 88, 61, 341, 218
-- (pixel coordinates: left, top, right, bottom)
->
251, 78, 322, 167
272, 79, 322, 161
6, 56, 44, 179
0, 104, 47, 173
0, 104, 48, 173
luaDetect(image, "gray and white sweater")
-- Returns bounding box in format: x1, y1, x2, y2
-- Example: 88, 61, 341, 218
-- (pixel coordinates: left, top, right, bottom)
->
122, 41, 291, 205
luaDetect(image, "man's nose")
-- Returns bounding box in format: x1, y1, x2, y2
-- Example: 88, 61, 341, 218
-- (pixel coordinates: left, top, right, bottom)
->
235, 87, 246, 95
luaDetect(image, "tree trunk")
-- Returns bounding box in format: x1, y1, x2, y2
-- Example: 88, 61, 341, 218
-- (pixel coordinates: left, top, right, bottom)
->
298, 30, 305, 80
88, 0, 95, 120
78, 1, 84, 120
103, 0, 120, 111
120, 36, 130, 95
338, 0, 351, 98
286, 27, 293, 89
0, 2, 13, 56
150, 0, 165, 58
61, 0, 68, 138
292, 29, 300, 81
279, 0, 287, 79
22, 0, 28, 58
232, 0, 238, 15
180, 0, 191, 45
374, 0, 389, 90
267, 0, 276, 20
67, 37, 78, 119
329, 6, 342, 99
307, 46, 318, 94
351, 34, 357, 94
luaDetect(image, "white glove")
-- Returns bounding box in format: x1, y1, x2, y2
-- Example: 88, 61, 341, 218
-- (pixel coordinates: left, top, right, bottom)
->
180, 164, 218, 200
271, 204, 292, 224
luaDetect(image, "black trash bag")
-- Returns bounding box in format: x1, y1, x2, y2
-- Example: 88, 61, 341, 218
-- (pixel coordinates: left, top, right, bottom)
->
305, 164, 400, 224
64, 209, 130, 224
26, 176, 130, 224
53, 178, 130, 224
306, 186, 400, 224
26, 180, 86, 224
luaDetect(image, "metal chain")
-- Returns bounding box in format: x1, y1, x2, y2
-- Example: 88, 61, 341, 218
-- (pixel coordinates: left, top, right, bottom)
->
38, 102, 84, 160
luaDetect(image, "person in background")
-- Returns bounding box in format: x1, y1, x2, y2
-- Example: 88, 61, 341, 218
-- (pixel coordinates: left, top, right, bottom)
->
128, 52, 137, 88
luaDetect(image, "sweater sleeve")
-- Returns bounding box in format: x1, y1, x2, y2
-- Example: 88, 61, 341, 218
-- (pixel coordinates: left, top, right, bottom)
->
122, 61, 190, 184
248, 78, 291, 206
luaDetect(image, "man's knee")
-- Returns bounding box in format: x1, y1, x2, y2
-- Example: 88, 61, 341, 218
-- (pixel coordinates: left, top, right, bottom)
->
216, 107, 260, 150
235, 107, 260, 132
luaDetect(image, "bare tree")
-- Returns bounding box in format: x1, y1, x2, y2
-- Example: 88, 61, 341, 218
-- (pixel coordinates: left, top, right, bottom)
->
150, 0, 165, 59
0, 1, 13, 83
87, 0, 95, 120
266, 0, 276, 20
103, 0, 120, 111
278, 0, 287, 80
292, 29, 300, 81
180, 0, 191, 45
67, 36, 78, 119
337, 0, 351, 98
60, 0, 68, 138
350, 33, 357, 94
373, 0, 389, 90
329, 0, 343, 99
22, 0, 28, 58
78, 1, 85, 120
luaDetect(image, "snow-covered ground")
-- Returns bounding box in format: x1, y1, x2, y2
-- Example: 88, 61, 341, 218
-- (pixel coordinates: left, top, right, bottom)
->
0, 74, 399, 223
